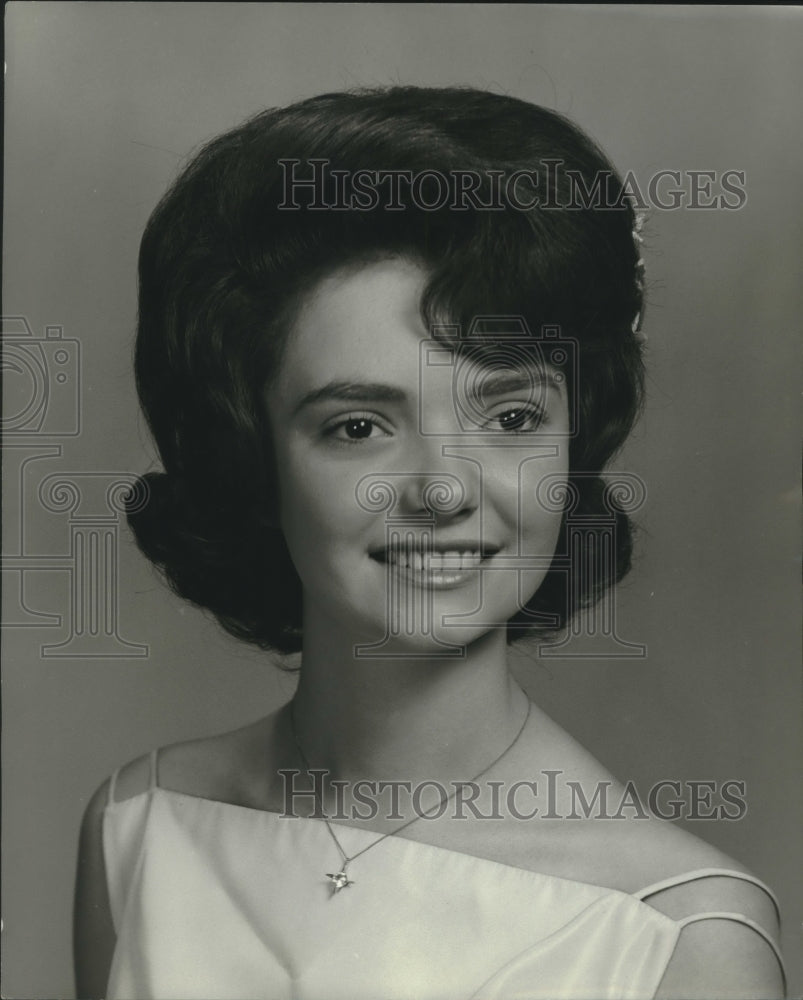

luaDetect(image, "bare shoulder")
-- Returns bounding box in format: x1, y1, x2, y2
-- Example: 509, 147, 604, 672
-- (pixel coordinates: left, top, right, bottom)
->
595, 809, 772, 918
644, 828, 785, 999
654, 916, 785, 998
517, 713, 781, 944
577, 782, 780, 930
612, 818, 783, 998
522, 713, 777, 907
548, 769, 784, 996
110, 709, 283, 808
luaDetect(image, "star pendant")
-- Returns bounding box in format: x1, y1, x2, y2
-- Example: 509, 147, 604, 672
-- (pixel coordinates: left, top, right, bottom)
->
326, 871, 354, 894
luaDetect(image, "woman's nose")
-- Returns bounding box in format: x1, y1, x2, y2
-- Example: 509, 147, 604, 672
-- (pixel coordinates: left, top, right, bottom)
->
353, 426, 482, 523
414, 472, 476, 522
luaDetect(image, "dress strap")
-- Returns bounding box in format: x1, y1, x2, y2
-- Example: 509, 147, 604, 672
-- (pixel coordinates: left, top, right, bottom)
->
634, 867, 780, 920
107, 751, 159, 804
675, 912, 786, 991
107, 767, 121, 806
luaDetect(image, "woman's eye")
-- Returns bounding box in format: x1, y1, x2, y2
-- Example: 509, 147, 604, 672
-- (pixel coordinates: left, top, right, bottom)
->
325, 415, 391, 442
486, 405, 545, 433
343, 418, 376, 440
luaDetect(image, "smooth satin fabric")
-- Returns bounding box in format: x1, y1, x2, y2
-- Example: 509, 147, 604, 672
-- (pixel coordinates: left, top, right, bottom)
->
103, 787, 685, 999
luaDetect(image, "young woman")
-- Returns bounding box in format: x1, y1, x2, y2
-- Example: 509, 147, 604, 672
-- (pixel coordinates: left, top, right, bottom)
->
74, 87, 785, 999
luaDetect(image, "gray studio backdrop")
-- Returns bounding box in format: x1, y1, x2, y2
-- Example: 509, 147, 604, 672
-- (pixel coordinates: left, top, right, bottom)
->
3, 4, 801, 997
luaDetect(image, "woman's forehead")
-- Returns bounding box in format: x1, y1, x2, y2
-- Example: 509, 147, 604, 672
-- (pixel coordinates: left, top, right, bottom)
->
295, 257, 427, 335
275, 259, 431, 388
276, 257, 560, 394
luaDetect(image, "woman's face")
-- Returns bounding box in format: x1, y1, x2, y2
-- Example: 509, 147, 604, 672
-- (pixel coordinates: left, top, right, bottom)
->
265, 258, 569, 653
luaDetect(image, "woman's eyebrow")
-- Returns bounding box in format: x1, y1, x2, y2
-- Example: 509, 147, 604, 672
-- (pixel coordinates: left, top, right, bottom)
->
473, 369, 564, 398
290, 370, 562, 417
291, 380, 407, 416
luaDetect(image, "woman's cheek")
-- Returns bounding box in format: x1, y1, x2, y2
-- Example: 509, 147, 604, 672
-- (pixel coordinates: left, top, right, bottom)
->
280, 456, 363, 543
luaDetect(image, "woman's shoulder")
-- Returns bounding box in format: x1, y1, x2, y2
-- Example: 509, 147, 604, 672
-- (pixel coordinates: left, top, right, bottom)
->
563, 775, 776, 920
611, 812, 775, 911
627, 818, 785, 997
550, 807, 783, 991
511, 713, 777, 918
621, 817, 779, 935
518, 749, 783, 991
563, 762, 778, 920
106, 710, 283, 808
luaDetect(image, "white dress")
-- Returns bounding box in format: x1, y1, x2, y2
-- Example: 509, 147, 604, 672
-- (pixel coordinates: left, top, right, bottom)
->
102, 752, 785, 1000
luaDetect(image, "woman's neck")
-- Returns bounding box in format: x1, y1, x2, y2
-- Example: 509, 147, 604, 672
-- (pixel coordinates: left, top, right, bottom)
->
289, 613, 528, 789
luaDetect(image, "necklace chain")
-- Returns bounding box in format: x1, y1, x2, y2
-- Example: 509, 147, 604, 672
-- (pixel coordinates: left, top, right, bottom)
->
289, 697, 532, 894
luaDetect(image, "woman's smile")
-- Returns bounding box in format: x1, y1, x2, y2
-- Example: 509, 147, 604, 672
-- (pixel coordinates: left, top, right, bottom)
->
369, 542, 500, 589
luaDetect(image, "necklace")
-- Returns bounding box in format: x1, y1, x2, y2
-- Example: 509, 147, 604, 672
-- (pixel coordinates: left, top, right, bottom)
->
289, 697, 532, 895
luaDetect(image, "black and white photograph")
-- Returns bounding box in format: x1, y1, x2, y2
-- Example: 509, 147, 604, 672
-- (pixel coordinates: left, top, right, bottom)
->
3, 4, 801, 998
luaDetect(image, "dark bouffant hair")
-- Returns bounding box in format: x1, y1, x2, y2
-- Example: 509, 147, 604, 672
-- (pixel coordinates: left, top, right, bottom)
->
128, 86, 645, 653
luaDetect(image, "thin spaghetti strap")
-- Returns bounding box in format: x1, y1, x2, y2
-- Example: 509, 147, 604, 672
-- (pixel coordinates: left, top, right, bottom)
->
107, 767, 121, 806
149, 748, 160, 791
676, 912, 786, 992
634, 867, 780, 920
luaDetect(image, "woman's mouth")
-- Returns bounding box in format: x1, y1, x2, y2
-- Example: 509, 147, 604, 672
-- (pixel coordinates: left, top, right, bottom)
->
369, 545, 498, 588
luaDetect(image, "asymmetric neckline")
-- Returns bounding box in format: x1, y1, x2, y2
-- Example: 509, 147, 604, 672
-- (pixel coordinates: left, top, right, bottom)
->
113, 784, 645, 901
102, 779, 785, 998
107, 783, 780, 912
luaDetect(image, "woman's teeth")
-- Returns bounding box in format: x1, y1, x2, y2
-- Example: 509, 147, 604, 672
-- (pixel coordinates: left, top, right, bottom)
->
383, 550, 483, 571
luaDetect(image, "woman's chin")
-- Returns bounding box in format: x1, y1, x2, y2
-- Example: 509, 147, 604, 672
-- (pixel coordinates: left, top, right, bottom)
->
345, 621, 504, 660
